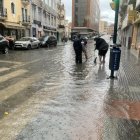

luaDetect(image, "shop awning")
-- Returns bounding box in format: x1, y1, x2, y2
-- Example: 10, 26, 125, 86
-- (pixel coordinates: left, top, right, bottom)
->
0, 22, 25, 29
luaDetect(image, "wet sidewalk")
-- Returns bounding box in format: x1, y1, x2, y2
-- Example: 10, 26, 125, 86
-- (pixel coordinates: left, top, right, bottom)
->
103, 43, 140, 139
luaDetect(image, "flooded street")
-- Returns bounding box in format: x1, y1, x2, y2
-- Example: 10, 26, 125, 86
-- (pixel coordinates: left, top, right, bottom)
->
0, 36, 140, 140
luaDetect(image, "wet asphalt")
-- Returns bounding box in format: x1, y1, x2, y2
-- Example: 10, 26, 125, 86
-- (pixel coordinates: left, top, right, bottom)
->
0, 35, 140, 140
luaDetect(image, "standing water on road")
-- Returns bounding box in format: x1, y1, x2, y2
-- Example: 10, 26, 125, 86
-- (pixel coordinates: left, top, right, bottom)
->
0, 36, 140, 140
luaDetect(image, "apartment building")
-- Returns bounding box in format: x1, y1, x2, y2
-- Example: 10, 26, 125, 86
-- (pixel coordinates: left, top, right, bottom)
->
0, 0, 30, 39
72, 0, 100, 37
31, 0, 57, 38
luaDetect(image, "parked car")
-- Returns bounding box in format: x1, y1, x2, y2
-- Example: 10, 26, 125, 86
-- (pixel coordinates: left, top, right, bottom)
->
5, 36, 15, 49
0, 35, 9, 54
39, 35, 57, 47
14, 37, 40, 49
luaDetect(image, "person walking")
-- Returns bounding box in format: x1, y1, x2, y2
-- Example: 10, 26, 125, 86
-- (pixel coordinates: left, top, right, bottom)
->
73, 35, 83, 64
94, 36, 109, 63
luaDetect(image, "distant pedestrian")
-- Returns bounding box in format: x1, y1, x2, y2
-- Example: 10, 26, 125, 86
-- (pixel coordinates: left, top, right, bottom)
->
81, 37, 88, 61
94, 37, 109, 63
73, 35, 83, 63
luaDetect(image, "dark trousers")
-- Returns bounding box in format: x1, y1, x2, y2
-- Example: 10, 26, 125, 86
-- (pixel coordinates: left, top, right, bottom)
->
75, 51, 82, 63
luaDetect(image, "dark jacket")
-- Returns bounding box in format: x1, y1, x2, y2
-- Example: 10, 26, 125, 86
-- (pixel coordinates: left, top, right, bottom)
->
95, 38, 108, 51
73, 38, 82, 53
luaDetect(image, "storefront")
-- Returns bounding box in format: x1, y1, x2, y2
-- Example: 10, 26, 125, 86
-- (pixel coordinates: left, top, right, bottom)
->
0, 22, 25, 39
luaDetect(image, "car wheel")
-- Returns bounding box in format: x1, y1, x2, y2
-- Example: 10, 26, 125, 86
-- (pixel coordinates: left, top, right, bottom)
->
2, 47, 9, 54
27, 45, 31, 50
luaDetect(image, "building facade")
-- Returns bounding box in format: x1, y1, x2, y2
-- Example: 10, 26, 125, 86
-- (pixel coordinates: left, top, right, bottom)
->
131, 0, 140, 52
0, 0, 30, 39
64, 20, 71, 39
31, 0, 57, 38
107, 24, 114, 35
72, 0, 100, 38
99, 20, 108, 34
57, 0, 65, 41
110, 0, 140, 57
0, 0, 58, 39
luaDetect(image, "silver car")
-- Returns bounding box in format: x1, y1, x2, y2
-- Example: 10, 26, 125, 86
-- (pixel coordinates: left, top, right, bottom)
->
14, 37, 40, 49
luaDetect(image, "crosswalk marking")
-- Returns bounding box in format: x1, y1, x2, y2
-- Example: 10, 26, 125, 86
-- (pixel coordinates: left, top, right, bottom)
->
0, 74, 40, 102
0, 60, 23, 65
0, 69, 28, 83
0, 67, 10, 73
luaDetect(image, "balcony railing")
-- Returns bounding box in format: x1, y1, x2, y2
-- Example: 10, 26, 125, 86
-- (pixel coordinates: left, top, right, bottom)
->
21, 0, 30, 5
22, 16, 31, 25
0, 7, 7, 20
58, 25, 65, 29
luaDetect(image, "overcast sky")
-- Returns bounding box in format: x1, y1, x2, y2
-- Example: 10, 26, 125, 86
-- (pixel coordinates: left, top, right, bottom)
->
61, 0, 115, 24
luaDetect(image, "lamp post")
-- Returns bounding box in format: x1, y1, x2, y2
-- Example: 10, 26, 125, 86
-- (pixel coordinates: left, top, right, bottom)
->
109, 0, 121, 79
113, 0, 120, 44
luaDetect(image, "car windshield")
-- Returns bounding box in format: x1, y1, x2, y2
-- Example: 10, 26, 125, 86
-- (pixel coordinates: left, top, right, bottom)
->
19, 37, 31, 41
39, 36, 49, 41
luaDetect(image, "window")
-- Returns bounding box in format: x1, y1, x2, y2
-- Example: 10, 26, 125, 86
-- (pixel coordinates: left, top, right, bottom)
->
11, 2, 15, 14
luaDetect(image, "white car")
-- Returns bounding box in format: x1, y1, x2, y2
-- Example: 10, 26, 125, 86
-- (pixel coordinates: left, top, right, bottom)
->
14, 37, 40, 49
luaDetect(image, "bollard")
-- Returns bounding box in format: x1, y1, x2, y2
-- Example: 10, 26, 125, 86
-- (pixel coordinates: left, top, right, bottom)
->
109, 44, 121, 79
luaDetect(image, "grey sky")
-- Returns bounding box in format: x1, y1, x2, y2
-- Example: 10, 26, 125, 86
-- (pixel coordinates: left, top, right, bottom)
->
62, 0, 115, 23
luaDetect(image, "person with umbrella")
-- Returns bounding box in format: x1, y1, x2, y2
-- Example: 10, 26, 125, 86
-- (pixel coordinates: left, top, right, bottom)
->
94, 36, 109, 64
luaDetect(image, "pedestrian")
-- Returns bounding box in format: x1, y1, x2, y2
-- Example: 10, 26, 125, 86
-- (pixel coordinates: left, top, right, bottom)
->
73, 34, 83, 63
94, 36, 109, 63
81, 37, 88, 61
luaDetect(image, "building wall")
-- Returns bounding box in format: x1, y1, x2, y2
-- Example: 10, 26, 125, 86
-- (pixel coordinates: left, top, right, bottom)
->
31, 0, 58, 38
0, 0, 31, 39
99, 21, 108, 34
72, 0, 100, 33
107, 24, 114, 35
3, 0, 21, 23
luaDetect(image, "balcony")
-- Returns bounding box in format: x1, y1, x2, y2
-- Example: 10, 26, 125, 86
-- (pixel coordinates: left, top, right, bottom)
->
22, 16, 31, 26
0, 7, 7, 20
33, 19, 42, 27
21, 0, 30, 6
58, 25, 65, 29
